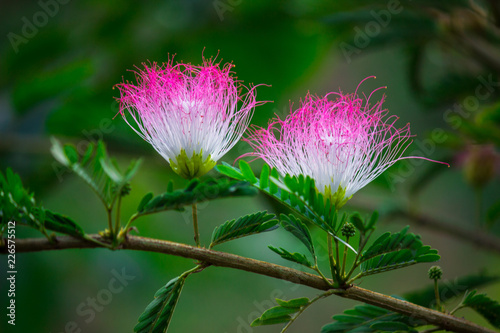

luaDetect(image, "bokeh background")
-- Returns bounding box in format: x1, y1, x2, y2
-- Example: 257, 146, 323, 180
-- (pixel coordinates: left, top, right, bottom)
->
1, 1, 500, 332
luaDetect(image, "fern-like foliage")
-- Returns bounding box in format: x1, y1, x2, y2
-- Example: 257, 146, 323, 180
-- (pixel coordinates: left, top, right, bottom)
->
0, 168, 84, 239
321, 302, 421, 333
462, 290, 500, 328
279, 214, 315, 256
216, 161, 339, 235
210, 211, 278, 248
134, 276, 186, 333
0, 168, 44, 231
404, 273, 499, 307
251, 297, 310, 327
268, 245, 313, 268
51, 138, 141, 209
136, 178, 257, 217
355, 226, 440, 279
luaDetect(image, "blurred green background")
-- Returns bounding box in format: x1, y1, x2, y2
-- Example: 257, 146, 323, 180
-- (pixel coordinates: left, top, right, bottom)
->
1, 0, 500, 332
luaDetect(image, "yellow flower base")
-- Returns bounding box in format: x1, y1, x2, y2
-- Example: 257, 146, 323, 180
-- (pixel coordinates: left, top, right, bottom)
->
323, 184, 352, 210
170, 149, 216, 179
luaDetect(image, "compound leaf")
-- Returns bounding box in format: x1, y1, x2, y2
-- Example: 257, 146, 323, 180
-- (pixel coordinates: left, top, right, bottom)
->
210, 211, 278, 248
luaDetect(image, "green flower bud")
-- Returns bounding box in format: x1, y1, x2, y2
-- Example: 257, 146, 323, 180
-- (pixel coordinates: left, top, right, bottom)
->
428, 266, 443, 280
341, 222, 356, 238
112, 183, 132, 197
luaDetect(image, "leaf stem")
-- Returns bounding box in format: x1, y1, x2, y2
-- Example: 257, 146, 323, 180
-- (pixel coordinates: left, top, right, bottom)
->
346, 272, 364, 285
434, 279, 443, 312
327, 234, 337, 284
449, 291, 469, 315
83, 234, 113, 249
345, 230, 372, 282
314, 266, 333, 287
114, 196, 123, 240
281, 289, 337, 333
106, 208, 113, 238
341, 236, 349, 278
192, 203, 200, 247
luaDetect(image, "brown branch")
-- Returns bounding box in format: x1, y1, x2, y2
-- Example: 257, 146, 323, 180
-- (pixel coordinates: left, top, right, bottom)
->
1, 235, 497, 333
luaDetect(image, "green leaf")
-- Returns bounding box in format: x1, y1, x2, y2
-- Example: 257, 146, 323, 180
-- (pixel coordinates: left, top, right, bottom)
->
43, 210, 84, 237
280, 214, 315, 256
366, 211, 379, 230
322, 303, 420, 333
50, 138, 70, 166
137, 178, 257, 216
259, 164, 270, 190
239, 160, 258, 184
251, 297, 309, 327
50, 138, 141, 208
268, 245, 313, 268
217, 162, 338, 236
100, 158, 124, 183
81, 143, 94, 165
350, 213, 365, 233
357, 226, 439, 278
463, 291, 500, 328
415, 254, 441, 262
215, 163, 246, 181
275, 297, 309, 308
404, 273, 500, 307
134, 276, 186, 333
251, 315, 292, 327
0, 168, 85, 240
210, 211, 278, 248
137, 193, 154, 212
269, 168, 279, 194
63, 144, 79, 164
166, 181, 174, 193
370, 321, 412, 331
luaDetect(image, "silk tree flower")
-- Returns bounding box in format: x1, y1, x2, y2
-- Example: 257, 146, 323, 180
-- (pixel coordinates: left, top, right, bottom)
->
243, 77, 448, 208
115, 57, 263, 179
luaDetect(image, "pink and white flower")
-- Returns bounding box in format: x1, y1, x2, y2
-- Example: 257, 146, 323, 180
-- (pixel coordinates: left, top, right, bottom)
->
243, 77, 448, 208
115, 56, 263, 179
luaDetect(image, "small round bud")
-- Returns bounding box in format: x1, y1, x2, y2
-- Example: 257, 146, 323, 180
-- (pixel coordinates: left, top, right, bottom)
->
120, 183, 132, 196
112, 183, 132, 197
428, 266, 443, 280
341, 222, 356, 238
464, 145, 497, 189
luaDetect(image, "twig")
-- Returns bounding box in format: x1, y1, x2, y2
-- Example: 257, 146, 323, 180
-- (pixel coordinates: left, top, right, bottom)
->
192, 203, 200, 247
0, 234, 496, 333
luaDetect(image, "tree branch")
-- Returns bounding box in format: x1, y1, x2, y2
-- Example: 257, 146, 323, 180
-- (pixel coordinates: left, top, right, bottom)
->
1, 235, 496, 333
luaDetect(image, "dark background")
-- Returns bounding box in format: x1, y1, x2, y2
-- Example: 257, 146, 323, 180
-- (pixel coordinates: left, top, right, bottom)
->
1, 1, 500, 332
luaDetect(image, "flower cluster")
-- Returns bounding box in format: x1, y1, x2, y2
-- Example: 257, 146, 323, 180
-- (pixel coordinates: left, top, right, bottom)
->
242, 77, 448, 208
115, 57, 262, 179
116, 56, 447, 207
